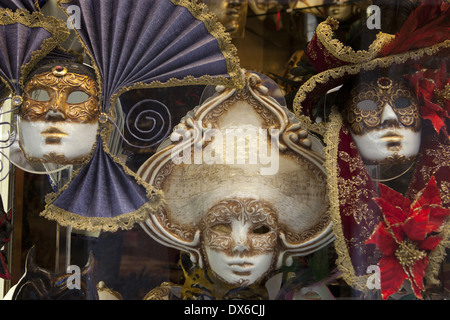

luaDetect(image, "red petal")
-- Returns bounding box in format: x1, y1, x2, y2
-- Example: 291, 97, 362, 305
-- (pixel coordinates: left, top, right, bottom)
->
366, 223, 399, 256
433, 61, 448, 89
403, 209, 429, 241
377, 183, 411, 214
374, 198, 408, 226
409, 257, 428, 299
379, 256, 407, 300
411, 177, 443, 211
405, 205, 450, 241
418, 78, 437, 101
419, 235, 442, 251
426, 205, 450, 233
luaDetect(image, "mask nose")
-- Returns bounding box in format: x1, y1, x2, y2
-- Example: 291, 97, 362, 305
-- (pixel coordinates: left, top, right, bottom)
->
45, 95, 66, 122
231, 226, 250, 256
45, 110, 66, 122
380, 103, 398, 124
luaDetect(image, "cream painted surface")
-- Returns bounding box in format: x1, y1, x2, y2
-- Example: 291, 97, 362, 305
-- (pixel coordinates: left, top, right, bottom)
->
19, 120, 98, 163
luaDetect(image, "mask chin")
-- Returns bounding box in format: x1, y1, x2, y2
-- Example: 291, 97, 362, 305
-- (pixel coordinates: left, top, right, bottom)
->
350, 127, 421, 164
18, 119, 98, 165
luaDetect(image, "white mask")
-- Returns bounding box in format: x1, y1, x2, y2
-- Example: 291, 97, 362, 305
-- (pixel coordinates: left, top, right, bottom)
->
202, 198, 278, 286
345, 77, 422, 164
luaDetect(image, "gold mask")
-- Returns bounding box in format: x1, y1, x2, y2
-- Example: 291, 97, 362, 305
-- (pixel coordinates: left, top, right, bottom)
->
202, 198, 279, 255
345, 77, 421, 135
18, 64, 100, 165
21, 66, 99, 123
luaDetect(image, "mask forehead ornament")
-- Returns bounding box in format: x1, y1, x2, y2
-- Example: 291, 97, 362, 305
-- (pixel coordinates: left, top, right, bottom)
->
138, 71, 333, 287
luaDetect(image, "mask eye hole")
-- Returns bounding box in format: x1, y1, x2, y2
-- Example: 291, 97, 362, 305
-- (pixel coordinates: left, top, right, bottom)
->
211, 224, 231, 234
356, 99, 378, 111
394, 97, 411, 109
29, 89, 50, 102
67, 91, 90, 104
252, 225, 270, 234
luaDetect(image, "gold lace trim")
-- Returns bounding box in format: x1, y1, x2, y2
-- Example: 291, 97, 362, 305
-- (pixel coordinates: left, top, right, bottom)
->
323, 108, 371, 290
0, 9, 69, 92
316, 17, 395, 65
171, 0, 244, 87
293, 40, 450, 136
34, 0, 41, 10
41, 199, 163, 233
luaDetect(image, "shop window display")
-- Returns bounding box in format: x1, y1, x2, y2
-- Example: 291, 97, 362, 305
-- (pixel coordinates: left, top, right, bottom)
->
0, 0, 448, 303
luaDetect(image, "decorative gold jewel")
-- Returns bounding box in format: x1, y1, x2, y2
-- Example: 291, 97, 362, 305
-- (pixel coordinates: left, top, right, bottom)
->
52, 65, 68, 77
99, 112, 109, 124
11, 95, 23, 106
377, 77, 393, 90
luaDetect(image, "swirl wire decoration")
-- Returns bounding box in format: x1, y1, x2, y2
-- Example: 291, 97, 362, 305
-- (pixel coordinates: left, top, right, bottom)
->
0, 97, 17, 181
118, 99, 173, 150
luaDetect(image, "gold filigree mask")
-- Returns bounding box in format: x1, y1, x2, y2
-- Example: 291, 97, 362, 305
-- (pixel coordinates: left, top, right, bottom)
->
201, 198, 279, 286
202, 198, 279, 255
345, 77, 421, 135
21, 66, 99, 123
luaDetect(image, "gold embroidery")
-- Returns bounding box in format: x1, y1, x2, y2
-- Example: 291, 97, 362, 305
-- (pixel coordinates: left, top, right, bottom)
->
440, 181, 450, 205
436, 83, 450, 105
322, 109, 378, 290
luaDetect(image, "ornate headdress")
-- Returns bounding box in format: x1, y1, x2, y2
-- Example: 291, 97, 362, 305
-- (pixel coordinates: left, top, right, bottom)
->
0, 0, 244, 232
137, 71, 334, 278
293, 0, 450, 293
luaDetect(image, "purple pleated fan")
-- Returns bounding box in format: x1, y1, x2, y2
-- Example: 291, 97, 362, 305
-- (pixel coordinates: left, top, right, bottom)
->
0, 0, 47, 11
0, 9, 68, 95
58, 0, 242, 113
39, 0, 243, 232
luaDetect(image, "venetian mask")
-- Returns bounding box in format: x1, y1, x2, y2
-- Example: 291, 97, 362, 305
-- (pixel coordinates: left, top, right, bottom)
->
344, 77, 421, 164
18, 63, 100, 165
326, 1, 354, 22
202, 198, 279, 287
138, 72, 333, 293
203, 0, 248, 37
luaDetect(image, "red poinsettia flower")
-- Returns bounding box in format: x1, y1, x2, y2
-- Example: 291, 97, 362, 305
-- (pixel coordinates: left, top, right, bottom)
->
366, 176, 450, 299
407, 61, 450, 137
